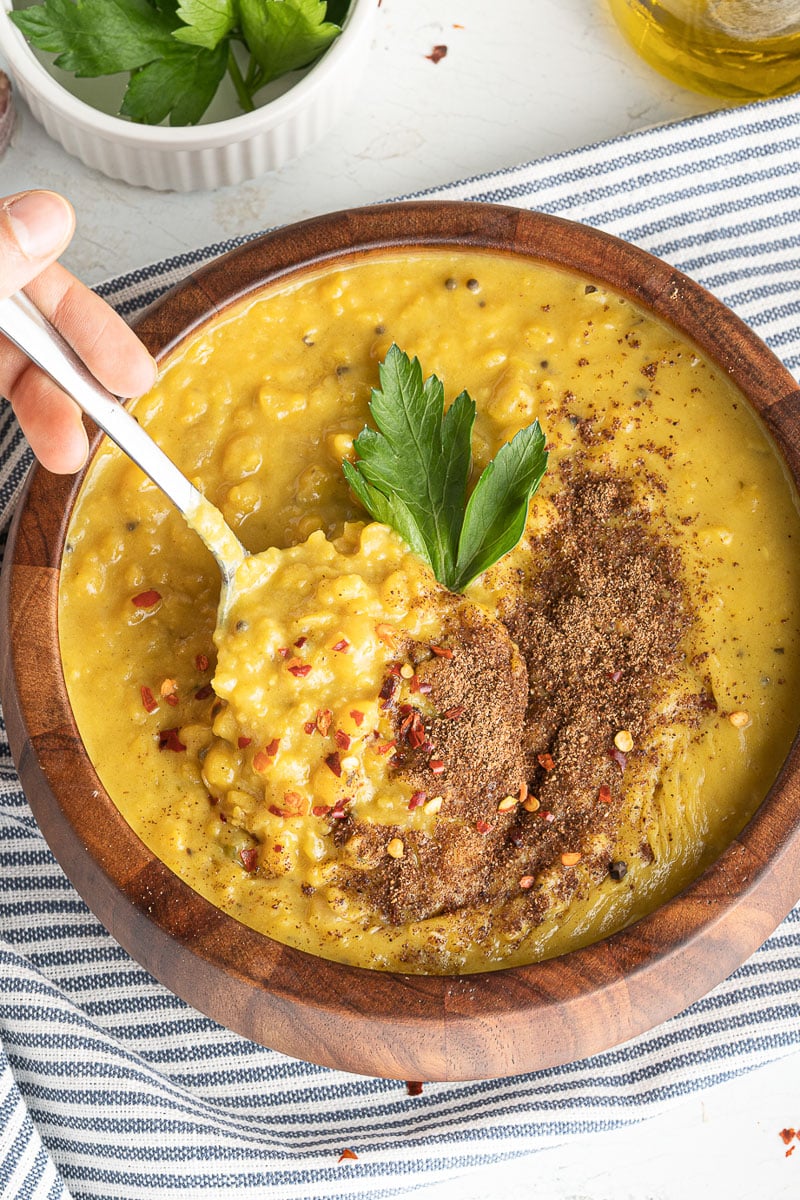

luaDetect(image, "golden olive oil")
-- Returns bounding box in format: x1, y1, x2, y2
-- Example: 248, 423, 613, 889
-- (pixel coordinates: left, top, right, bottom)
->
607, 0, 800, 98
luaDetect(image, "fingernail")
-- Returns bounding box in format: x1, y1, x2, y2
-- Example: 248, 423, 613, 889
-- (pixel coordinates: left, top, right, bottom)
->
6, 191, 74, 259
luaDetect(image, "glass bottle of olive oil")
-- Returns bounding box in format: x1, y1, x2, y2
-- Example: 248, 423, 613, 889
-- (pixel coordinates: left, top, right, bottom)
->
607, 0, 800, 99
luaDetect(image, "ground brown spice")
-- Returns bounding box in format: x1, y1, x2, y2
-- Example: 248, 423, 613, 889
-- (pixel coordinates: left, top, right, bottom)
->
336, 467, 693, 929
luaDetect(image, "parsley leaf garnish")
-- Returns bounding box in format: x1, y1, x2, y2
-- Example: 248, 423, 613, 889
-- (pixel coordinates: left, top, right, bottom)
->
9, 0, 345, 124
343, 345, 549, 593
171, 0, 235, 49
120, 40, 228, 125
10, 0, 176, 75
239, 0, 342, 89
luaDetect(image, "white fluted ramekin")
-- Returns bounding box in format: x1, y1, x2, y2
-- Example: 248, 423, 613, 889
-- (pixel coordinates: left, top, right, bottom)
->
0, 0, 376, 191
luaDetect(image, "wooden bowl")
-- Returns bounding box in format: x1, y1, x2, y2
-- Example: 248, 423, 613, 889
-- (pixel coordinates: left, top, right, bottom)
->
3, 202, 800, 1082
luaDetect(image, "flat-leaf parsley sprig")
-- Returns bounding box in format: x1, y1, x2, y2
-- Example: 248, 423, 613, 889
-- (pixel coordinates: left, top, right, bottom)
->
343, 344, 549, 594
9, 0, 345, 126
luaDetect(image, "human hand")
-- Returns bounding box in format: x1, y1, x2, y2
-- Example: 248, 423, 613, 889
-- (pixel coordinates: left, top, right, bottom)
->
0, 190, 157, 473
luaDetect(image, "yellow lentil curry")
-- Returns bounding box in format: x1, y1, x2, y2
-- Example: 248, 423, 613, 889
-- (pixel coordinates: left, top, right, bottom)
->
58, 251, 800, 974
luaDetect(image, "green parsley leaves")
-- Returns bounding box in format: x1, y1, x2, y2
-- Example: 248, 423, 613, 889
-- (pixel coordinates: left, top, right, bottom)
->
343, 345, 549, 594
9, 0, 345, 125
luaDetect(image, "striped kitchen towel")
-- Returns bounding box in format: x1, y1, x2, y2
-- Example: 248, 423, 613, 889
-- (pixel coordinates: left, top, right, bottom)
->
3, 89, 800, 1200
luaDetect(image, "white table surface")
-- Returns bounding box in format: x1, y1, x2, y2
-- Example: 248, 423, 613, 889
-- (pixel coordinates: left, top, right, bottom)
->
2, 2, 800, 1198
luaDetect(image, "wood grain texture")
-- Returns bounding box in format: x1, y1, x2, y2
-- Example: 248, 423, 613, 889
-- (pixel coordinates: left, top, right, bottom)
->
3, 203, 800, 1081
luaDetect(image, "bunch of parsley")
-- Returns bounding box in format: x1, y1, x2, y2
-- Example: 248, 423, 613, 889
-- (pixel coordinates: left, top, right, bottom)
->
9, 0, 348, 125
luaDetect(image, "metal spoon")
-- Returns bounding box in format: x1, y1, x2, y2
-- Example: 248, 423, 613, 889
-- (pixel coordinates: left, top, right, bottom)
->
0, 290, 247, 618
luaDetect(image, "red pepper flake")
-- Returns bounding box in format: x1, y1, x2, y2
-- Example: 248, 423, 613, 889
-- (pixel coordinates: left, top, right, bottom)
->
540, 810, 555, 823
268, 804, 286, 818
338, 1148, 358, 1162
406, 1081, 424, 1096
408, 790, 426, 810
408, 717, 427, 749
132, 589, 161, 608
287, 658, 312, 677
253, 740, 279, 771
417, 680, 433, 695
164, 693, 179, 707
519, 875, 535, 889
237, 736, 252, 749
158, 728, 186, 752
409, 674, 421, 693
194, 684, 213, 700
277, 647, 291, 658
331, 638, 349, 652
379, 674, 400, 708
195, 653, 210, 672
400, 710, 424, 746
780, 1128, 797, 1145
273, 844, 283, 853
430, 644, 453, 659
609, 747, 627, 772
426, 43, 447, 63
607, 668, 623, 684
282, 791, 308, 817
316, 708, 333, 736
375, 622, 397, 649
330, 801, 349, 819
312, 804, 331, 817
335, 729, 352, 751
537, 752, 555, 771
429, 758, 445, 775
239, 847, 258, 872
374, 739, 396, 756
294, 635, 307, 649
140, 686, 158, 714
325, 751, 343, 777
443, 705, 465, 720
350, 709, 365, 726
598, 784, 612, 804
476, 819, 491, 834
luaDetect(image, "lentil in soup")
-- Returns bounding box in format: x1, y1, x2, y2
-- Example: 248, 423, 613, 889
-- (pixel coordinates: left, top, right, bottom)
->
58, 251, 800, 973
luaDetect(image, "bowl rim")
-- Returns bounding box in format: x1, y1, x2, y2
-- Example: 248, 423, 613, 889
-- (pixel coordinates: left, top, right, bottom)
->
4, 200, 800, 1081
0, 0, 372, 144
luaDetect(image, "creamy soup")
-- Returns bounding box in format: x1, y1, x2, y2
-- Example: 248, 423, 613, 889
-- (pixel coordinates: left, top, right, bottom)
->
58, 251, 800, 974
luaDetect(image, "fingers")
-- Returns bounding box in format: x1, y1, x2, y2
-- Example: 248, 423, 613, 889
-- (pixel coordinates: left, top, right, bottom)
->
0, 191, 158, 475
0, 191, 75, 298
9, 365, 91, 475
24, 262, 158, 401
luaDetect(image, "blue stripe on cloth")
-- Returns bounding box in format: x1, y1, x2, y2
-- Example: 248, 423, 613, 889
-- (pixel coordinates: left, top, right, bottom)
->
3, 88, 800, 1200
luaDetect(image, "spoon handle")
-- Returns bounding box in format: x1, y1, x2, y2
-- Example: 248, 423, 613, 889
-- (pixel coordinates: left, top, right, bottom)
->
0, 290, 244, 584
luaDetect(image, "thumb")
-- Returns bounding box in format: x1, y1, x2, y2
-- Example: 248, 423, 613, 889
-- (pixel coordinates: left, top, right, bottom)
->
0, 191, 75, 300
